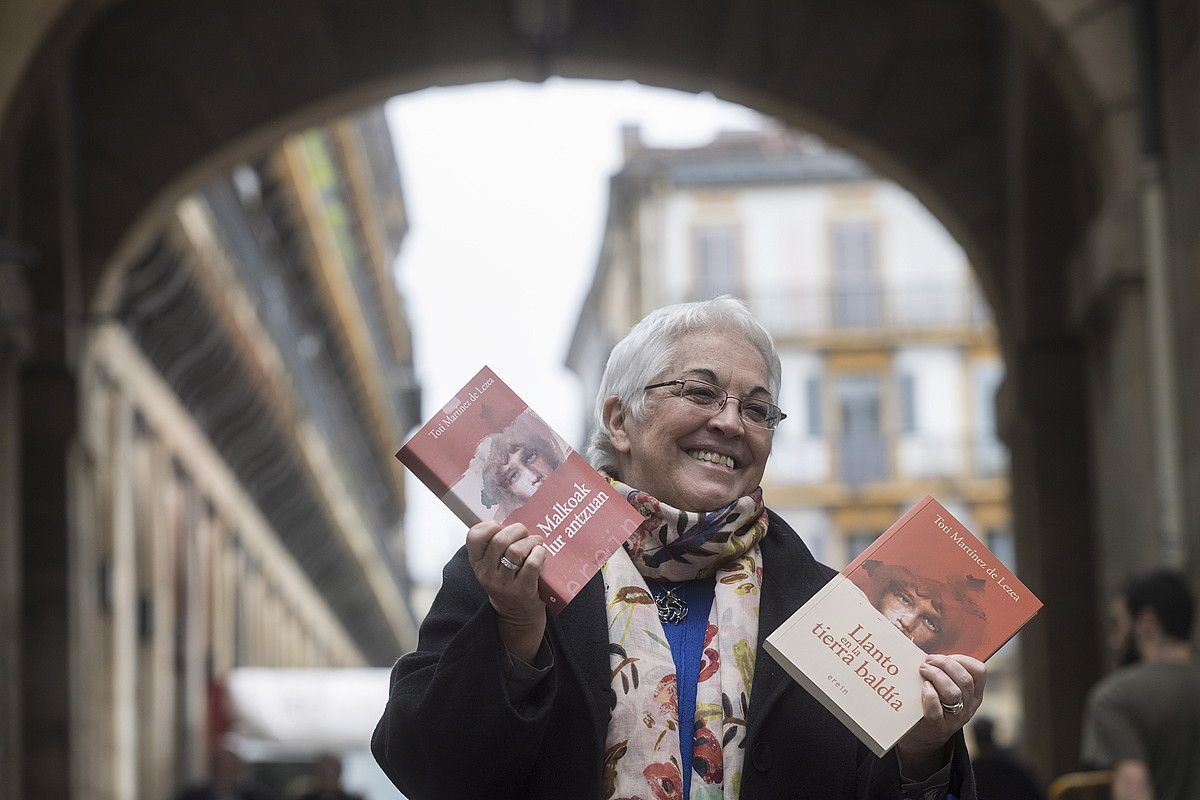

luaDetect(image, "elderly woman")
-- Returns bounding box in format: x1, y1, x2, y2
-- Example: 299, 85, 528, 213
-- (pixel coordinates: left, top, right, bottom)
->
373, 297, 983, 799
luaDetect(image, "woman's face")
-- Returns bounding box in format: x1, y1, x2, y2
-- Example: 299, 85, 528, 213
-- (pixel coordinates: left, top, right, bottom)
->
608, 330, 774, 512
878, 582, 945, 651
500, 444, 554, 502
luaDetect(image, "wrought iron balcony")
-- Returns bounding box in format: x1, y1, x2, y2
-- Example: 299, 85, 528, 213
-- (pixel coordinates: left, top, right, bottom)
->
751, 284, 993, 336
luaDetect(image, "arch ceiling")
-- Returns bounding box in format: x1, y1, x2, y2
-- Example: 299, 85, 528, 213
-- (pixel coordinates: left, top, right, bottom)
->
0, 0, 1102, 341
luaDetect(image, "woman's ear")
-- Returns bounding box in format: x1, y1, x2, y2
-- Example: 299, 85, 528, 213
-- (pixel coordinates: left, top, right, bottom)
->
602, 396, 633, 454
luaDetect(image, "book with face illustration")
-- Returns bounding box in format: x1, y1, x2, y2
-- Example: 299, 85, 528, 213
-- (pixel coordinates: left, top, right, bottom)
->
397, 365, 643, 613
764, 496, 1042, 756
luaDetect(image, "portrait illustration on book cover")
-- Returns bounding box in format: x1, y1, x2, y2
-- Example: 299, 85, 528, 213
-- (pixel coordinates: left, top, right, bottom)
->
463, 408, 571, 523
848, 558, 988, 656
841, 498, 1033, 663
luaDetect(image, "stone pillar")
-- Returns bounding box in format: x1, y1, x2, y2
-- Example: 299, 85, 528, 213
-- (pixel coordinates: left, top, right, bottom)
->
16, 85, 81, 799
1003, 346, 1100, 778
0, 252, 31, 800
1001, 38, 1103, 780
21, 360, 77, 799
1157, 0, 1200, 589
1070, 195, 1161, 598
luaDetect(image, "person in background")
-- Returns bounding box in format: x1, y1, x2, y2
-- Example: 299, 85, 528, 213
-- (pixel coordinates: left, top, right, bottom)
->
969, 716, 1043, 800
374, 297, 985, 799
296, 754, 363, 800
1080, 568, 1200, 800
174, 748, 268, 800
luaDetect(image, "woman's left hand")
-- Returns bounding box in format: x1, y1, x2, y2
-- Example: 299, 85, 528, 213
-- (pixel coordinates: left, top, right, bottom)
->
895, 654, 987, 779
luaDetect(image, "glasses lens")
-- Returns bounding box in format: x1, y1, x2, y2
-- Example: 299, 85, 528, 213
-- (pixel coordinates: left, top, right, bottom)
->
679, 380, 781, 429
679, 380, 722, 406
741, 399, 778, 428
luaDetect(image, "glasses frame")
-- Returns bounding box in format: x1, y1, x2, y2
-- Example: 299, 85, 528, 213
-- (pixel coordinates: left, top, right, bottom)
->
643, 378, 787, 430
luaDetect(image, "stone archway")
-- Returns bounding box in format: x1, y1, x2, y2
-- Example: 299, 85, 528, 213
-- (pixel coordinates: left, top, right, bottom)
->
4, 1, 1166, 793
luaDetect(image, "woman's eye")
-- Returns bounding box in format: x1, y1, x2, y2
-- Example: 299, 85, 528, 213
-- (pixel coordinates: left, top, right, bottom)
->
684, 385, 719, 403
523, 449, 538, 464
742, 401, 770, 422
504, 470, 518, 486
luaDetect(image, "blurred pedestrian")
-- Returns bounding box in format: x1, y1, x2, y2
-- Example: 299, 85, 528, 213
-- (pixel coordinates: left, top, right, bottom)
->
174, 747, 268, 800
296, 754, 363, 800
970, 716, 1043, 800
1080, 568, 1200, 800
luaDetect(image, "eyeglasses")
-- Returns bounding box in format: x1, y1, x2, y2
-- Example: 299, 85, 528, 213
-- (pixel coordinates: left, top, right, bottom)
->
643, 379, 787, 430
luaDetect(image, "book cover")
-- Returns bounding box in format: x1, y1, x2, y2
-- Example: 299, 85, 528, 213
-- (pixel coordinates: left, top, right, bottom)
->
764, 496, 1043, 756
397, 366, 643, 613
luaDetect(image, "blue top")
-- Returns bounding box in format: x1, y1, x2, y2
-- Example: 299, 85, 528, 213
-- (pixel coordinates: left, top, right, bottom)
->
646, 577, 717, 800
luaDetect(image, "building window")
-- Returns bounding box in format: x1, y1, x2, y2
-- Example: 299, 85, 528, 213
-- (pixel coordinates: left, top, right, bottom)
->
805, 375, 822, 435
837, 373, 888, 483
845, 531, 879, 563
831, 220, 880, 328
972, 362, 1007, 476
985, 527, 1016, 571
898, 372, 918, 435
693, 224, 740, 298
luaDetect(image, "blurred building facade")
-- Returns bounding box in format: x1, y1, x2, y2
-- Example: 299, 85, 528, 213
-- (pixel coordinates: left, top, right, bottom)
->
15, 105, 421, 800
568, 125, 1022, 733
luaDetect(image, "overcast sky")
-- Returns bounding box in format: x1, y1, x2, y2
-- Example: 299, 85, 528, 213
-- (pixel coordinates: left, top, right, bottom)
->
385, 78, 765, 584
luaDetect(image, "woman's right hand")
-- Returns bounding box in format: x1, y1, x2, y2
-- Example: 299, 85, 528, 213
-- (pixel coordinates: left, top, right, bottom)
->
465, 520, 548, 663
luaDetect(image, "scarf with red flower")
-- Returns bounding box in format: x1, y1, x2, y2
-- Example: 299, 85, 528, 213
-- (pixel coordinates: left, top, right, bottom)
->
600, 477, 767, 800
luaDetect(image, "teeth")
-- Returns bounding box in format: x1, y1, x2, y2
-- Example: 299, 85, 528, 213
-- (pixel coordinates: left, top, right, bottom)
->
687, 450, 735, 469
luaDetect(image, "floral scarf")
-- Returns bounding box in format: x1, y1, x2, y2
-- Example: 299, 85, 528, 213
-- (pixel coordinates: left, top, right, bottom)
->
601, 478, 767, 800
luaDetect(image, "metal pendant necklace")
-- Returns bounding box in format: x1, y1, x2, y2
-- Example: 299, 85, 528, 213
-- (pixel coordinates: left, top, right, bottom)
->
646, 578, 689, 624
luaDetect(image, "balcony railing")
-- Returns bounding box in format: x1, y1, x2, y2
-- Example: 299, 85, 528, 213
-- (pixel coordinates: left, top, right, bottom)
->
768, 431, 1008, 485
752, 284, 993, 335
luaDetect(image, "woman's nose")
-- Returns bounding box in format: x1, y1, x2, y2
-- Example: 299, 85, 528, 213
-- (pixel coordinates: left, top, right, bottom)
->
708, 399, 745, 433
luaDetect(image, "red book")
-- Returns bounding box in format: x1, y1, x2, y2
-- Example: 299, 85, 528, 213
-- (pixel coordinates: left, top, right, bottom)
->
765, 496, 1043, 755
397, 366, 642, 613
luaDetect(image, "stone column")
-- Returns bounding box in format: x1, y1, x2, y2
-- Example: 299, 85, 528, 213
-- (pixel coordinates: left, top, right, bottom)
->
21, 358, 77, 799
1158, 0, 1200, 587
0, 251, 31, 800
1002, 345, 1101, 778
1001, 38, 1103, 779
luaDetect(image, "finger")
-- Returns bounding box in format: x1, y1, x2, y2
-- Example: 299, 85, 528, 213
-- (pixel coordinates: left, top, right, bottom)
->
918, 660, 965, 707
919, 679, 944, 723
495, 535, 543, 579
950, 655, 987, 698
485, 523, 529, 572
514, 542, 548, 593
925, 654, 976, 700
504, 533, 545, 566
465, 521, 502, 564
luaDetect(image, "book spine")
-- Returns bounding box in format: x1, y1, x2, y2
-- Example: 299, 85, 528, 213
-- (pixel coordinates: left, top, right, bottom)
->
439, 487, 485, 529
398, 446, 453, 500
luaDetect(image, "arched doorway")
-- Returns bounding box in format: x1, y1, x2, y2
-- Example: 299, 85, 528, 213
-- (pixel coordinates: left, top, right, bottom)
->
5, 1, 1173, 795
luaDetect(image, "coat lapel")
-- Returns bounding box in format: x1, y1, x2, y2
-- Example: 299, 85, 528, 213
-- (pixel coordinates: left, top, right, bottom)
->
746, 511, 834, 744
549, 571, 611, 749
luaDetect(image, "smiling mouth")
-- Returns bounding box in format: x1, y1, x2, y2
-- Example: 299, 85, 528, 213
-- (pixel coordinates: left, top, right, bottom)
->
686, 449, 735, 469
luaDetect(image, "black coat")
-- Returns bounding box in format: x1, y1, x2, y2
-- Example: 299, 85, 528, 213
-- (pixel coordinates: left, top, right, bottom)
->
373, 510, 976, 799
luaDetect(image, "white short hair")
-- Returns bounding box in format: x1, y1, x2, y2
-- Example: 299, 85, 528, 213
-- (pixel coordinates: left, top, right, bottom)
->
586, 296, 782, 474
